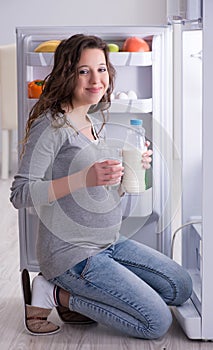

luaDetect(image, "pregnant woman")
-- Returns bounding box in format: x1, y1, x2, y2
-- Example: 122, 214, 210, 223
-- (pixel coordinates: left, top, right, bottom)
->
10, 33, 192, 337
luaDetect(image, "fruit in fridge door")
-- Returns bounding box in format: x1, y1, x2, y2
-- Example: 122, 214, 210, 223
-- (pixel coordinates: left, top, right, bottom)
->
34, 40, 61, 52
122, 37, 150, 52
107, 43, 119, 52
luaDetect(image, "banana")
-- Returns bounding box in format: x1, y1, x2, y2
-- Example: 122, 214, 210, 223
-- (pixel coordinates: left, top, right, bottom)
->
34, 40, 61, 53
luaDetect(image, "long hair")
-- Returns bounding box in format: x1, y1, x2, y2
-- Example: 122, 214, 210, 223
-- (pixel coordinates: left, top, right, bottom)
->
21, 34, 116, 154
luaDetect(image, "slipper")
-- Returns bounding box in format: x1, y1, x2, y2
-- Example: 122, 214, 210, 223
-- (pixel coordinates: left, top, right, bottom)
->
21, 269, 61, 335
56, 305, 97, 325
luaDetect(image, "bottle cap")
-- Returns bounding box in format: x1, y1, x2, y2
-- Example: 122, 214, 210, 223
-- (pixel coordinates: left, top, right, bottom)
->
130, 119, 143, 125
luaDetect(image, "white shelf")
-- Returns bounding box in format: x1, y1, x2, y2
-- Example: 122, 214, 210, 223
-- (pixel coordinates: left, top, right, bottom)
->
110, 98, 152, 113
109, 51, 152, 66
27, 52, 54, 66
28, 97, 152, 114
26, 51, 152, 67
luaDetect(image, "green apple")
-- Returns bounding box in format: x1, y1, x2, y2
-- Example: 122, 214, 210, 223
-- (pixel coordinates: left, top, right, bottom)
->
108, 43, 119, 52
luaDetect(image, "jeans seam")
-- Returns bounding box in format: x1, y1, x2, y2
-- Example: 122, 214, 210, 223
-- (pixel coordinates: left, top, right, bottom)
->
74, 297, 150, 334
52, 271, 151, 329
114, 258, 177, 303
80, 275, 150, 328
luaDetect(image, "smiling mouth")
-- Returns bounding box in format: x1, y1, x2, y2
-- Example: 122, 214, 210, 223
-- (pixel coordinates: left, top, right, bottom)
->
87, 87, 102, 93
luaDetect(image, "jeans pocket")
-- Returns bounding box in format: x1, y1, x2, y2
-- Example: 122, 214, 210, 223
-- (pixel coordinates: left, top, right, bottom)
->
71, 257, 91, 277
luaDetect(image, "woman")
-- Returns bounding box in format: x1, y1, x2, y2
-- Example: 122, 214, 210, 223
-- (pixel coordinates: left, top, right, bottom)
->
10, 34, 192, 338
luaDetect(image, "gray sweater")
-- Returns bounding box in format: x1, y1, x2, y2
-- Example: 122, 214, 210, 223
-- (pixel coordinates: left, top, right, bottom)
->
10, 112, 122, 279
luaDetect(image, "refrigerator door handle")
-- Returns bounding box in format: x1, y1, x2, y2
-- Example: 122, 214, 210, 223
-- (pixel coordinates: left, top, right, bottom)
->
190, 50, 202, 60
172, 21, 182, 160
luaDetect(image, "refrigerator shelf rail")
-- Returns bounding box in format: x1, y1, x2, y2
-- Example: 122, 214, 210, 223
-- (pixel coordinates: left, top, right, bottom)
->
26, 51, 153, 67
27, 97, 153, 114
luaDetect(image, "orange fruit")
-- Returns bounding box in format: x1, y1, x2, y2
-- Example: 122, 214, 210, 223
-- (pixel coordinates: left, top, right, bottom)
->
122, 37, 150, 52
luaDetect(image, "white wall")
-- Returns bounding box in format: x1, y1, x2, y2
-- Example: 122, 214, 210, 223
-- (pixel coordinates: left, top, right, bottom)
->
0, 0, 167, 45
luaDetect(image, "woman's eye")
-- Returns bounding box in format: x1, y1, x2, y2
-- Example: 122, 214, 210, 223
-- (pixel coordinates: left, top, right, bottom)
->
79, 69, 89, 75
78, 67, 107, 75
99, 67, 107, 73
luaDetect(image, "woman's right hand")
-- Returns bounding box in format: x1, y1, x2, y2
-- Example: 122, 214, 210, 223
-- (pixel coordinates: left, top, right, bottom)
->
86, 160, 124, 187
49, 160, 123, 202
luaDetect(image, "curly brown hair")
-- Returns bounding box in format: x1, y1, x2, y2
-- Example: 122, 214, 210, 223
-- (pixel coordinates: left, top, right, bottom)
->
21, 34, 116, 155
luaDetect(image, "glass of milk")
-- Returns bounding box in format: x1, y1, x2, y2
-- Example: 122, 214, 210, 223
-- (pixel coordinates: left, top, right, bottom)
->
97, 141, 122, 190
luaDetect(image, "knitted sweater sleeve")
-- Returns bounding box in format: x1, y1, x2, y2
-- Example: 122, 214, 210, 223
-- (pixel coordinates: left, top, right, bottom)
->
10, 116, 63, 209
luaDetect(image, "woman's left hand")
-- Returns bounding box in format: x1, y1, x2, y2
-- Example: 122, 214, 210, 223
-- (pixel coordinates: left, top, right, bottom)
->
142, 141, 153, 169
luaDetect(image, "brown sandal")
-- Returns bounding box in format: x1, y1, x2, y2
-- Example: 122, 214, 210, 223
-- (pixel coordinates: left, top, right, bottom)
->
56, 305, 96, 325
21, 269, 61, 335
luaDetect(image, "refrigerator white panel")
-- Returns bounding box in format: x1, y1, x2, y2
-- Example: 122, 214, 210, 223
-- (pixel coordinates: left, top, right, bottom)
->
173, 28, 203, 341
182, 30, 202, 226
201, 0, 213, 340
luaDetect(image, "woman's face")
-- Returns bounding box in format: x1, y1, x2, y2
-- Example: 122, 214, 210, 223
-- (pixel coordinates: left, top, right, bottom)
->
72, 48, 109, 109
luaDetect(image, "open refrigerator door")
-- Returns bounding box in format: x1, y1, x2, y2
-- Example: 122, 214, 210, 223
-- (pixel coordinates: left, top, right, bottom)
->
172, 26, 203, 340
170, 0, 213, 340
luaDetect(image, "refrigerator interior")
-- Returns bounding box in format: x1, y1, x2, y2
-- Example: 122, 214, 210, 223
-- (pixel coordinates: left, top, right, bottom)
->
16, 26, 173, 277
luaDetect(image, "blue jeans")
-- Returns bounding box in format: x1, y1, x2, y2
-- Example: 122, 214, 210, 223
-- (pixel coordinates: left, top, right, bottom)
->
50, 237, 192, 339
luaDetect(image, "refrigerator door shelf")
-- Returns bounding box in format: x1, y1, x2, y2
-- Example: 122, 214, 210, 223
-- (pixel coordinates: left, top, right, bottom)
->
26, 51, 152, 67
109, 52, 152, 67
27, 97, 153, 114
110, 98, 152, 113
26, 52, 54, 67
121, 187, 152, 218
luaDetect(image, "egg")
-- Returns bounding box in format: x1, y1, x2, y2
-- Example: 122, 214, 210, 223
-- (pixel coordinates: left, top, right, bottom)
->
111, 92, 115, 100
117, 92, 128, 100
127, 90, 138, 100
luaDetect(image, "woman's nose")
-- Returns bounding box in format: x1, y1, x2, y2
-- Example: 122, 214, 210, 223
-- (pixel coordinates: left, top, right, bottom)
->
90, 71, 99, 83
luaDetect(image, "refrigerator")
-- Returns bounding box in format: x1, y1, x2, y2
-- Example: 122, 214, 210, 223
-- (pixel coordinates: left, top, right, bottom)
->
16, 24, 174, 270
16, 4, 211, 339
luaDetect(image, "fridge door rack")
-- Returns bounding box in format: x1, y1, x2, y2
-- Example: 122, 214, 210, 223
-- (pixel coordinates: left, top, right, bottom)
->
110, 97, 152, 113
26, 49, 153, 114
27, 97, 153, 114
26, 51, 152, 67
110, 52, 152, 66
